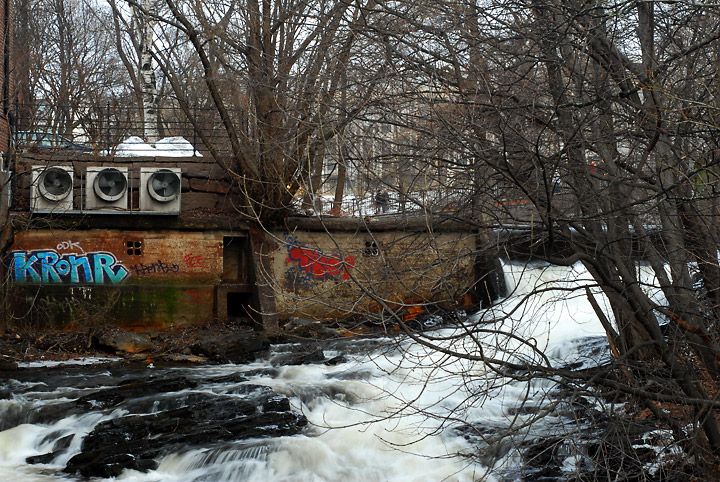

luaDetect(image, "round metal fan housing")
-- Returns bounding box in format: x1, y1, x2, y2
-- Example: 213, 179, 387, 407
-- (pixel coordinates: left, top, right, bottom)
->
38, 167, 73, 202
93, 168, 128, 202
147, 169, 180, 202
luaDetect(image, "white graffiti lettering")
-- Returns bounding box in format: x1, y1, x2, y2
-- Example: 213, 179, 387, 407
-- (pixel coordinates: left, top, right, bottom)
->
56, 240, 84, 253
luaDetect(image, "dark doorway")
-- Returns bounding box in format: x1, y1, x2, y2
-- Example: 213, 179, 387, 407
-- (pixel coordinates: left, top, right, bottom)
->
227, 291, 254, 319
223, 236, 249, 282
220, 235, 258, 325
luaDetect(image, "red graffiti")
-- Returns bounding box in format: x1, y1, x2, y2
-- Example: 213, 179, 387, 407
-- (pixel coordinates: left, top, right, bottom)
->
183, 254, 207, 269
185, 289, 213, 304
287, 246, 355, 280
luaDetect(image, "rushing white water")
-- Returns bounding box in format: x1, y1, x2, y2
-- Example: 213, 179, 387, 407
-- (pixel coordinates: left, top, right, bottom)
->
0, 261, 634, 481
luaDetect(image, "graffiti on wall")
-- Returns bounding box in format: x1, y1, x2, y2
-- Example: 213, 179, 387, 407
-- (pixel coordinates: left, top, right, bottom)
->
183, 254, 207, 269
185, 288, 213, 304
56, 240, 84, 253
129, 260, 180, 276
284, 233, 355, 286
11, 250, 130, 284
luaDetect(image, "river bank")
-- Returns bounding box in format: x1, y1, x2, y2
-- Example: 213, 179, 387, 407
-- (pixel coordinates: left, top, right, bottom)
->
0, 315, 390, 371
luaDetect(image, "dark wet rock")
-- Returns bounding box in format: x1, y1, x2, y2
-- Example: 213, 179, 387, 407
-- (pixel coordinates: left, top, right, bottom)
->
324, 355, 347, 365
26, 434, 76, 465
47, 433, 75, 452
75, 376, 198, 409
203, 373, 249, 385
26, 452, 57, 465
190, 332, 270, 363
282, 320, 343, 339
17, 374, 201, 430
64, 388, 307, 478
521, 436, 566, 480
505, 405, 542, 416
25, 402, 87, 431
271, 347, 326, 366
94, 329, 153, 354
451, 423, 516, 470
66, 452, 158, 479
155, 353, 208, 363
241, 367, 280, 377
0, 359, 18, 371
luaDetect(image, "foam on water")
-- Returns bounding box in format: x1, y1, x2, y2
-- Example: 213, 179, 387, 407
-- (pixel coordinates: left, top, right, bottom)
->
1, 260, 657, 481
17, 357, 120, 369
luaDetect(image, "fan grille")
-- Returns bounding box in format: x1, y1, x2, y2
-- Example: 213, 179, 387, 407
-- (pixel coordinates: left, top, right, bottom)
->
147, 169, 180, 202
93, 168, 128, 202
38, 167, 73, 201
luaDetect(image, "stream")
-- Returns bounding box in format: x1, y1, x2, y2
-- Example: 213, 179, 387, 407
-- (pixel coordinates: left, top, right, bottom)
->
1, 262, 631, 481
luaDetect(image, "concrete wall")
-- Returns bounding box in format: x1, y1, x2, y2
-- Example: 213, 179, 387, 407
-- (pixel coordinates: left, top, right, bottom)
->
5, 154, 481, 331
6, 226, 479, 329
6, 228, 237, 330
265, 228, 477, 320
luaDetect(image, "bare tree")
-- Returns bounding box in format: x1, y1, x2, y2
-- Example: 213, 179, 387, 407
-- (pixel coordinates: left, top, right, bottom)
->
328, 0, 720, 475
115, 0, 387, 222
13, 0, 133, 146
9, 0, 720, 477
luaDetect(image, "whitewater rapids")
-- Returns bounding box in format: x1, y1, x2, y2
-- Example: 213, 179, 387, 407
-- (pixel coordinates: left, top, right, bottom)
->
0, 261, 627, 481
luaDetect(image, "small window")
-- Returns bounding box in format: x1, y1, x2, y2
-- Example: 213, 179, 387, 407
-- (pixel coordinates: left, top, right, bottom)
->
126, 240, 142, 256
364, 241, 379, 257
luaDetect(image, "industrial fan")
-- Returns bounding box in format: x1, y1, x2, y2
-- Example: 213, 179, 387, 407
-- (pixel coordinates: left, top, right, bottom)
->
147, 169, 180, 202
139, 167, 182, 213
31, 165, 74, 212
39, 167, 73, 201
85, 166, 129, 210
93, 168, 128, 202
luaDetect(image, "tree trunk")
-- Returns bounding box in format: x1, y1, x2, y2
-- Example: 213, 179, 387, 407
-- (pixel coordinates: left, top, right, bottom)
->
141, 0, 159, 145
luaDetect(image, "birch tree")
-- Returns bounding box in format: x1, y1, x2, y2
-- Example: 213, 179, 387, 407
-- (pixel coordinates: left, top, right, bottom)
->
139, 0, 159, 144
120, 0, 385, 222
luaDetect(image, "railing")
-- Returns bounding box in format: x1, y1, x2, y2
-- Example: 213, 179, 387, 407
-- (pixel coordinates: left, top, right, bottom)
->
297, 188, 478, 217
14, 102, 243, 156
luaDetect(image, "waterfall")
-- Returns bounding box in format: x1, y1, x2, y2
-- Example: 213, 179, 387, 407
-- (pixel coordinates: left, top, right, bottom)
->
0, 261, 634, 481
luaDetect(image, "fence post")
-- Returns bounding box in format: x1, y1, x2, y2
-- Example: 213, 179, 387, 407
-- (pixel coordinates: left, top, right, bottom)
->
192, 103, 197, 157
106, 102, 111, 155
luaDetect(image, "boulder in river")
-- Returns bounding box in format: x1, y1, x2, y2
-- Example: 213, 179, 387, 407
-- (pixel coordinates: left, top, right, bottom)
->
63, 387, 307, 478
271, 347, 326, 366
94, 329, 153, 354
190, 331, 270, 363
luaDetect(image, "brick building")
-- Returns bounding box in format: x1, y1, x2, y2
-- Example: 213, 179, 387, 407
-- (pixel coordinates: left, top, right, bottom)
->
4, 150, 481, 332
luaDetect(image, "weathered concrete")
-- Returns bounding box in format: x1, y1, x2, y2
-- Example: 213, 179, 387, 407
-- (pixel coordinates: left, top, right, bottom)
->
6, 221, 482, 328
265, 220, 478, 320
6, 228, 253, 330
6, 153, 487, 331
